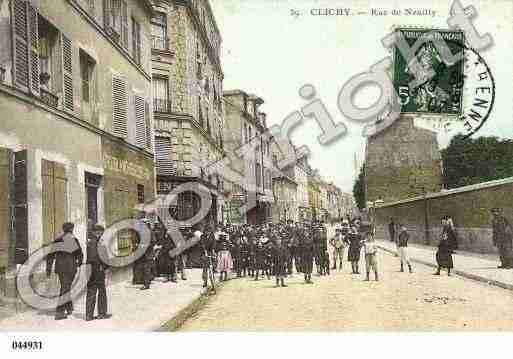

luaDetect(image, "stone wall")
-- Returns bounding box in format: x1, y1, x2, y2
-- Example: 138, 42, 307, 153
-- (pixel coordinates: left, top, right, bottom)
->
365, 116, 442, 203
374, 178, 513, 254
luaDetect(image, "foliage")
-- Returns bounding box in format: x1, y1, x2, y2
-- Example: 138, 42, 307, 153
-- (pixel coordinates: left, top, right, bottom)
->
441, 134, 513, 189
353, 165, 366, 210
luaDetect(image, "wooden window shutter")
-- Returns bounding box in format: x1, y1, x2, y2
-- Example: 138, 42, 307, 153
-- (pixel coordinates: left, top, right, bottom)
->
155, 137, 175, 176
53, 162, 68, 241
61, 34, 74, 111
0, 148, 12, 269
11, 0, 29, 90
144, 101, 152, 151
41, 160, 67, 247
134, 95, 145, 148
112, 75, 128, 138
121, 1, 128, 49
13, 150, 28, 264
27, 3, 40, 96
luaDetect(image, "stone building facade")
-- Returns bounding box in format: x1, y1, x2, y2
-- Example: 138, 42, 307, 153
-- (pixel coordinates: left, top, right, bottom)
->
364, 116, 442, 204
150, 0, 225, 226
0, 0, 155, 296
223, 89, 274, 225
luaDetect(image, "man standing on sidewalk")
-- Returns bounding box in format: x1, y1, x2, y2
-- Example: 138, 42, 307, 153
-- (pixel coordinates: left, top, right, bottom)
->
85, 225, 111, 321
46, 222, 83, 320
397, 225, 413, 274
491, 208, 513, 269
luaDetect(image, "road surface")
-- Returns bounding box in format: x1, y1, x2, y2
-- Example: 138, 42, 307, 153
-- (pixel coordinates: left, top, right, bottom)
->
179, 250, 513, 331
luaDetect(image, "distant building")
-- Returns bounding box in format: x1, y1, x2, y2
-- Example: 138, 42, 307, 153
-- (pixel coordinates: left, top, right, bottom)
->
150, 0, 225, 226
364, 116, 442, 203
223, 89, 274, 224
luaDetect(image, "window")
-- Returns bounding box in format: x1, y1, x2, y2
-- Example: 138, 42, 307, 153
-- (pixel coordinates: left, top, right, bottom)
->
255, 163, 261, 188
87, 0, 95, 15
80, 50, 95, 103
152, 76, 169, 112
104, 0, 128, 46
137, 184, 145, 204
131, 17, 141, 64
151, 12, 168, 50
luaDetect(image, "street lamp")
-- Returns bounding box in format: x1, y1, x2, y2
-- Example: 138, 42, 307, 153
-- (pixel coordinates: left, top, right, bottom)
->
367, 198, 384, 235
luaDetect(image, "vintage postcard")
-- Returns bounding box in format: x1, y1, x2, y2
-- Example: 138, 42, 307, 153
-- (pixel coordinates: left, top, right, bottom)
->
1, 0, 512, 356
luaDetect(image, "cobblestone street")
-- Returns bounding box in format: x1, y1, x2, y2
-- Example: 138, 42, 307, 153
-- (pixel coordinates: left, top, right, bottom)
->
179, 251, 513, 331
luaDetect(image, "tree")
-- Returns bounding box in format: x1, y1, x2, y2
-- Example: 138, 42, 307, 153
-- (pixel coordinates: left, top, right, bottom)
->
353, 165, 366, 210
441, 134, 513, 189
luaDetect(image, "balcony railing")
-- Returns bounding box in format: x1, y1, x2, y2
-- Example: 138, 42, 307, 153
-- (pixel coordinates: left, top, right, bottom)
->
40, 88, 59, 108
153, 98, 171, 113
152, 36, 169, 51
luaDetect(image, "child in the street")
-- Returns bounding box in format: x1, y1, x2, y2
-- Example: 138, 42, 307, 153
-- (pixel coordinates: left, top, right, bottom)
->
363, 231, 379, 281
397, 224, 413, 273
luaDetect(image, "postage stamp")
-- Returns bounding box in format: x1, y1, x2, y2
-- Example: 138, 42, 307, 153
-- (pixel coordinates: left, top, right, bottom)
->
393, 28, 465, 116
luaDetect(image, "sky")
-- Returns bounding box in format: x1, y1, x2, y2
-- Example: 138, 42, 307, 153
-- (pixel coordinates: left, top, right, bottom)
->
209, 0, 513, 193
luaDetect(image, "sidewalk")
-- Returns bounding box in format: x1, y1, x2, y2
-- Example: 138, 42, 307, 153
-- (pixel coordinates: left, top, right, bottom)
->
1, 269, 206, 331
376, 240, 513, 290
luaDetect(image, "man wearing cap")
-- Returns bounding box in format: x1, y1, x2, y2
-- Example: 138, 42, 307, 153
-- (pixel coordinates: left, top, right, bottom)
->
491, 208, 513, 269
46, 222, 83, 320
85, 224, 111, 321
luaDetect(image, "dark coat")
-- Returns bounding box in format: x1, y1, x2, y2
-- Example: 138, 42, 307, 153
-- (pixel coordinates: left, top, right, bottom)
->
86, 236, 108, 272
272, 244, 289, 276
347, 233, 362, 262
47, 232, 83, 276
436, 226, 456, 269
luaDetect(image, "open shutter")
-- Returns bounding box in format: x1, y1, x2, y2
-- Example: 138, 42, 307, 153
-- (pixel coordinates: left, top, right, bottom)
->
61, 34, 74, 111
103, 0, 111, 29
134, 95, 145, 148
13, 150, 28, 264
42, 160, 55, 246
42, 160, 67, 246
121, 0, 128, 49
27, 3, 39, 96
155, 137, 175, 176
144, 101, 152, 151
11, 0, 29, 90
53, 162, 68, 240
0, 149, 12, 269
112, 75, 128, 138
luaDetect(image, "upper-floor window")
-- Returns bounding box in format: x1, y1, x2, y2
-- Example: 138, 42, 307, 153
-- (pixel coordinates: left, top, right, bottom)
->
80, 50, 95, 103
152, 76, 169, 112
131, 17, 141, 64
151, 12, 168, 50
103, 0, 128, 49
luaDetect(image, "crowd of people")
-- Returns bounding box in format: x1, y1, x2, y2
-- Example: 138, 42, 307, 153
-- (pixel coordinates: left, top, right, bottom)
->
43, 207, 513, 322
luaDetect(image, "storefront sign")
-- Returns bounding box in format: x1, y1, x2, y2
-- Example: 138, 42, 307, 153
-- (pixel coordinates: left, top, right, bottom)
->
104, 153, 151, 182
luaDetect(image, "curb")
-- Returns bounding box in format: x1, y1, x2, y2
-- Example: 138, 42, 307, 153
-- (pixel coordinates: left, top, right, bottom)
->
377, 245, 513, 291
156, 281, 225, 332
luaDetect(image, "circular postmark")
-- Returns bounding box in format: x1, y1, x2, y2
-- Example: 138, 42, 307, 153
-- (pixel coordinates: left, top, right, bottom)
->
454, 44, 495, 138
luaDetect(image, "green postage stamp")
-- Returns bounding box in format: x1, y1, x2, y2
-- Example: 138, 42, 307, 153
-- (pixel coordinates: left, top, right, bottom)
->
393, 28, 465, 116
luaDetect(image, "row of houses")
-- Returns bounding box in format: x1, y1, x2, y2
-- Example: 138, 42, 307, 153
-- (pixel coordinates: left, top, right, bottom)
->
0, 0, 354, 284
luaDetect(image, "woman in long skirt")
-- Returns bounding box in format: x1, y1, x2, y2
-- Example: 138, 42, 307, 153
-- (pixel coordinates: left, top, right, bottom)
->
435, 219, 457, 276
